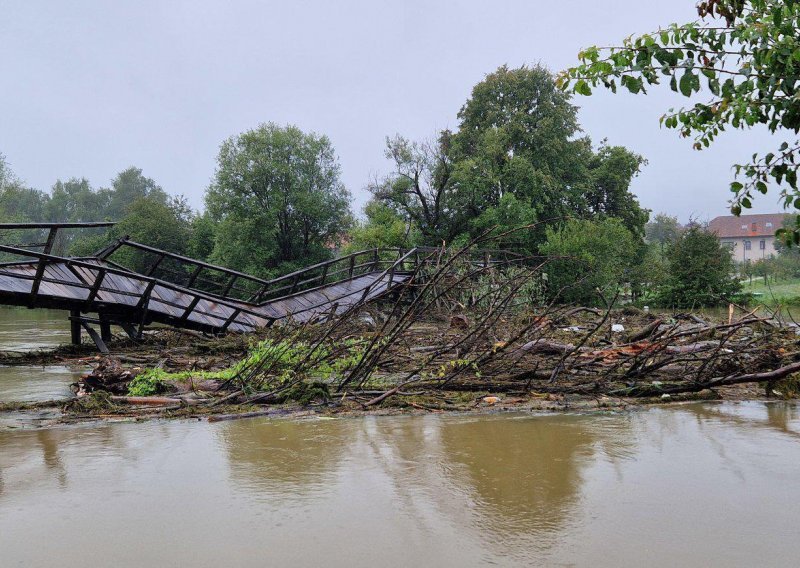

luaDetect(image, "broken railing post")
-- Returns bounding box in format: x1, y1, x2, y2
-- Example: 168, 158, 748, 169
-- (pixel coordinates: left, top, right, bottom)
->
28, 227, 58, 305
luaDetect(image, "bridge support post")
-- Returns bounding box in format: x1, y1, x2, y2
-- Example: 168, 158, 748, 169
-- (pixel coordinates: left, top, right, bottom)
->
100, 319, 112, 343
70, 309, 81, 346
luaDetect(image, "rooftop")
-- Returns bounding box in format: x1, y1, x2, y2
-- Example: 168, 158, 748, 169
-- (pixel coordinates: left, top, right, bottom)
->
708, 213, 790, 238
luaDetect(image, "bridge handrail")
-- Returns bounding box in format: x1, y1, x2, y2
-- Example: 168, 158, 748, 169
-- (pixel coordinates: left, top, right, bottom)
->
0, 243, 274, 327
102, 239, 528, 305
256, 246, 425, 318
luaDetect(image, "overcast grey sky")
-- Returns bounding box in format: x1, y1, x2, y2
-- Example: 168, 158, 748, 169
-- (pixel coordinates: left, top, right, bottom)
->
0, 0, 785, 222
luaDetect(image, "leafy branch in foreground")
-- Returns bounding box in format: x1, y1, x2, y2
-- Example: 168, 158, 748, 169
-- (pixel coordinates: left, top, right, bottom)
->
557, 0, 800, 242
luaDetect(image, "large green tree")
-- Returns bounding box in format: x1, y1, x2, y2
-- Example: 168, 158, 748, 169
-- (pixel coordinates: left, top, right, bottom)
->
205, 123, 352, 277
0, 154, 48, 223
371, 65, 649, 251
106, 167, 168, 220
559, 0, 800, 242
345, 199, 420, 253
368, 133, 455, 243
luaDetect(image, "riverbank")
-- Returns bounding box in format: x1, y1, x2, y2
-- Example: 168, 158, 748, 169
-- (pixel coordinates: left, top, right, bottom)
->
1, 302, 796, 428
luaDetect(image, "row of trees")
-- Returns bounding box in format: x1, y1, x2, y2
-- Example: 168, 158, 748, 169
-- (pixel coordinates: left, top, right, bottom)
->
539, 215, 742, 308
1, 64, 648, 279
0, 62, 746, 306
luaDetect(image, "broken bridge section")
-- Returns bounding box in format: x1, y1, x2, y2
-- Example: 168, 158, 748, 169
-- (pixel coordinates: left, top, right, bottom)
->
0, 223, 421, 352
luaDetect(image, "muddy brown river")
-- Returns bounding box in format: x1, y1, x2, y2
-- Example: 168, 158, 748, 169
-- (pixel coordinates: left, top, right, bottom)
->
0, 307, 85, 403
0, 404, 798, 567
1, 308, 800, 567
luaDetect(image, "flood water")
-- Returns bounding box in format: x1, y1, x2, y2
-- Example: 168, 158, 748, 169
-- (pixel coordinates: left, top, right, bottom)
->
2, 308, 799, 566
0, 306, 72, 352
0, 307, 84, 402
1, 403, 799, 567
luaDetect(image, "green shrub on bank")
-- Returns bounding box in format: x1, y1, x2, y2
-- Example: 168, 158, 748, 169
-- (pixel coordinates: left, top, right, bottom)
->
655, 227, 741, 308
540, 218, 636, 306
127, 335, 376, 398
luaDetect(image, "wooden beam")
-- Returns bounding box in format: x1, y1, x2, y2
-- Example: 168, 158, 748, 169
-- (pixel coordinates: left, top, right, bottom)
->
221, 274, 238, 296
185, 264, 203, 288
220, 307, 243, 332
179, 296, 202, 325
86, 267, 107, 303
135, 280, 157, 338
70, 309, 81, 346
28, 227, 58, 304
145, 253, 166, 276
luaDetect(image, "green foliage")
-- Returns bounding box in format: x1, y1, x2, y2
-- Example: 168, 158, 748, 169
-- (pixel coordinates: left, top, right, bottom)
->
127, 368, 172, 396
345, 199, 420, 252
559, 1, 800, 241
656, 227, 742, 307
106, 167, 168, 220
371, 65, 649, 249
104, 197, 193, 272
540, 218, 637, 305
187, 212, 217, 261
205, 123, 352, 278
129, 335, 376, 400
645, 213, 683, 255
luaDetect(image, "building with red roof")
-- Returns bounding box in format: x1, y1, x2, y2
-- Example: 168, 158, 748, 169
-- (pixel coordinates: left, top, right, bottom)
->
708, 213, 789, 263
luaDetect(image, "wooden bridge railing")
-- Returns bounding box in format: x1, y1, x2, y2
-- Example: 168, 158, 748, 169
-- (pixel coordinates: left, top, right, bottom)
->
100, 238, 426, 304
0, 222, 116, 265
0, 243, 275, 332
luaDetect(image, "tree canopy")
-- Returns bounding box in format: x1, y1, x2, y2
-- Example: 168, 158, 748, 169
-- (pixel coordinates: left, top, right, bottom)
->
558, 0, 800, 242
371, 65, 649, 250
205, 123, 352, 278
540, 217, 637, 306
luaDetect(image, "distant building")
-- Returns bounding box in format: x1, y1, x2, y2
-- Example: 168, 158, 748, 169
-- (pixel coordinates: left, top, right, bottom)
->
708, 213, 790, 263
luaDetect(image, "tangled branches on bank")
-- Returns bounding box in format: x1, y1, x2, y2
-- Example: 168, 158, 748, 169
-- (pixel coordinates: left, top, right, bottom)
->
74, 236, 800, 412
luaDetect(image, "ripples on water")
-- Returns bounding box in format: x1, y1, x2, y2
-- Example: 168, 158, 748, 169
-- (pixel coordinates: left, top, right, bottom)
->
1, 403, 799, 567
0, 307, 84, 403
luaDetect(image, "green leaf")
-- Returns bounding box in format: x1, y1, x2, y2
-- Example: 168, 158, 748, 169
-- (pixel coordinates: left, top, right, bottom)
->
730, 181, 743, 193
679, 71, 694, 97
574, 79, 592, 96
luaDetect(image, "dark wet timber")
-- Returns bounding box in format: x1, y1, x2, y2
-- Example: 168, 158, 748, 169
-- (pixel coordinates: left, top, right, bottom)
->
0, 223, 423, 351
0, 223, 526, 352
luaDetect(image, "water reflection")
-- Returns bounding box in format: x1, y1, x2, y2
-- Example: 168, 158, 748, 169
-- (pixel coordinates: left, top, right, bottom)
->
438, 416, 628, 542
0, 306, 71, 351
0, 365, 84, 402
2, 405, 800, 567
216, 413, 636, 560
218, 418, 350, 498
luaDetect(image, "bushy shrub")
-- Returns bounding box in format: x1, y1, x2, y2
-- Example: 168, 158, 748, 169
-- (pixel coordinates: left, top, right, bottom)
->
656, 227, 741, 308
540, 218, 636, 306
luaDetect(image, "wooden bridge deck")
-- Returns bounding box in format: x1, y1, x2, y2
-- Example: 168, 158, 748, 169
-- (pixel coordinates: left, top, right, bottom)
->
0, 258, 413, 334
0, 223, 524, 351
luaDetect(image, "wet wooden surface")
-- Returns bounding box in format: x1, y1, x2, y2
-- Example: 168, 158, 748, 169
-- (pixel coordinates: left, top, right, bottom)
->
0, 260, 411, 333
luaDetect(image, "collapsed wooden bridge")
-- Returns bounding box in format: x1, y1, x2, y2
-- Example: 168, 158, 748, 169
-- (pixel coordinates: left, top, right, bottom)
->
0, 223, 425, 352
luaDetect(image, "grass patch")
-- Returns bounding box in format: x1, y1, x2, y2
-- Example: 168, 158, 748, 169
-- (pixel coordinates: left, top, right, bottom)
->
742, 277, 800, 305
